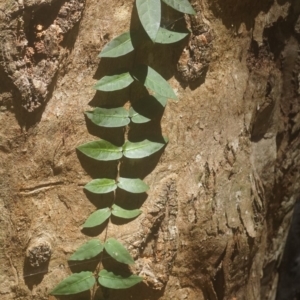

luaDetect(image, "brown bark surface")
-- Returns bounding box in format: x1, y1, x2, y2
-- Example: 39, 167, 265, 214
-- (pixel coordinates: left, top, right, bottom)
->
0, 0, 299, 299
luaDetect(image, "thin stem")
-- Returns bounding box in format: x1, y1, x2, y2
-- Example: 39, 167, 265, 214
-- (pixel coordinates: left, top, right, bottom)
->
91, 159, 120, 300
91, 222, 109, 300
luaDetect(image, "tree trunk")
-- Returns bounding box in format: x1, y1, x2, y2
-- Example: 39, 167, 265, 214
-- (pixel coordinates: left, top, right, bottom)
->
0, 0, 299, 299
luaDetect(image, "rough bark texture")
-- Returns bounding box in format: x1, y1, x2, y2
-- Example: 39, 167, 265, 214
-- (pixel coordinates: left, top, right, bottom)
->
0, 0, 299, 299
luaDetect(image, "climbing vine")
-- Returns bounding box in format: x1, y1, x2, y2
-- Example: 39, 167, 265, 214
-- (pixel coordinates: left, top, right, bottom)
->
50, 0, 195, 298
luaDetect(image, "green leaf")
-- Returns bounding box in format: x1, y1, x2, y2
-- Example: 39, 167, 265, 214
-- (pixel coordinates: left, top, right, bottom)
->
123, 139, 167, 159
84, 178, 117, 194
136, 0, 161, 41
117, 177, 149, 193
77, 140, 123, 161
50, 271, 95, 295
85, 107, 130, 128
155, 27, 189, 44
129, 106, 151, 124
83, 208, 111, 228
131, 65, 177, 100
99, 270, 143, 289
161, 0, 196, 14
112, 204, 142, 219
99, 32, 134, 58
94, 72, 134, 91
154, 94, 168, 106
69, 239, 104, 261
104, 238, 135, 264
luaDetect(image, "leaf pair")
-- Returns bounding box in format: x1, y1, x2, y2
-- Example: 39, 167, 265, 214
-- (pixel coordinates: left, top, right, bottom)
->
50, 238, 142, 295
83, 204, 141, 228
77, 138, 168, 161
85, 104, 155, 128
86, 93, 168, 128
69, 238, 134, 265
85, 177, 149, 194
136, 0, 195, 41
99, 29, 189, 59
51, 270, 143, 295
98, 0, 194, 58
94, 65, 177, 100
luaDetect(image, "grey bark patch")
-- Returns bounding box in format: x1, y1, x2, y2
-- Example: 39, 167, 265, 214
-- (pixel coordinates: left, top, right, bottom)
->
0, 0, 85, 112
176, 4, 213, 83
129, 175, 179, 290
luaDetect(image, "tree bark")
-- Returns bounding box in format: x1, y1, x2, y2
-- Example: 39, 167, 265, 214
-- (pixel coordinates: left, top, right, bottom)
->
0, 0, 299, 299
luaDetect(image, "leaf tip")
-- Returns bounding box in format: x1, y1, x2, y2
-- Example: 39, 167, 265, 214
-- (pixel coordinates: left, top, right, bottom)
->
49, 289, 56, 296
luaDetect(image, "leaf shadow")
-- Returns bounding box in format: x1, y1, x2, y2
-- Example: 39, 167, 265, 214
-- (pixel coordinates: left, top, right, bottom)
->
68, 256, 101, 274
97, 259, 144, 299
128, 121, 164, 142
101, 254, 132, 274
131, 94, 165, 120
84, 115, 125, 146
108, 281, 165, 300
76, 150, 119, 179
93, 52, 136, 82
83, 190, 114, 209
88, 86, 130, 109
127, 93, 165, 140
114, 188, 148, 209
81, 219, 109, 237
120, 145, 167, 180
111, 189, 148, 225
55, 290, 91, 300
110, 214, 141, 226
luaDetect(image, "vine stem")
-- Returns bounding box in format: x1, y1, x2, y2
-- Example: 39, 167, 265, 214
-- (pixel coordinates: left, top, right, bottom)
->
90, 29, 138, 299
91, 224, 109, 300
50, 0, 193, 297
91, 158, 121, 300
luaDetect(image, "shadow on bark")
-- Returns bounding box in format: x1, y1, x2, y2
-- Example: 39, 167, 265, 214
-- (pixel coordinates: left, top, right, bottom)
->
276, 199, 300, 300
209, 0, 276, 31
23, 257, 49, 291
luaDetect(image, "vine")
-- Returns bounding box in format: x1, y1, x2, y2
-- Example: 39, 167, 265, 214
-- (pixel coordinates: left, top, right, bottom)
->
50, 0, 195, 298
